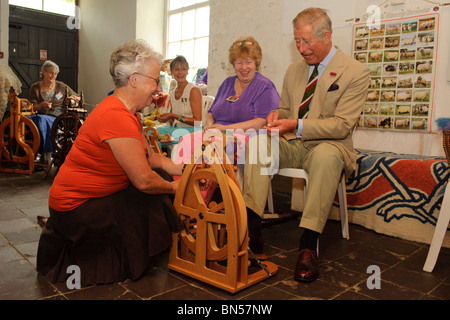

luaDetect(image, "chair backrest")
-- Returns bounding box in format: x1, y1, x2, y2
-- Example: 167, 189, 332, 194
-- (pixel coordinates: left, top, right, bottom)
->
201, 95, 215, 127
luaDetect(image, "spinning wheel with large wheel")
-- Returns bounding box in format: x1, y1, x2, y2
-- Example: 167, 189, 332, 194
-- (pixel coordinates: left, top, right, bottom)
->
45, 89, 86, 175
51, 110, 84, 155
0, 87, 40, 174
169, 134, 278, 293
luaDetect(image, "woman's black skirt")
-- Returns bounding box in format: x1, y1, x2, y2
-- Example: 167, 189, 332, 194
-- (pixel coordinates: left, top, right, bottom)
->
36, 183, 183, 286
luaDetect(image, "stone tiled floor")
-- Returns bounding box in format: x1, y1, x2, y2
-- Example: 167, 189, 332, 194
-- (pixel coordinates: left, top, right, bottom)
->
0, 171, 449, 301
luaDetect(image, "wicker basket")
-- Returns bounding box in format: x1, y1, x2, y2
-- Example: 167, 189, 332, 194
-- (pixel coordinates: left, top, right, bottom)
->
443, 130, 450, 165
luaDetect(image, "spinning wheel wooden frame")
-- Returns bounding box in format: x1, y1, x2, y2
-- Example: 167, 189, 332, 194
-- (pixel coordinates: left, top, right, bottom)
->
143, 126, 167, 156
0, 87, 40, 175
169, 135, 278, 293
43, 89, 86, 178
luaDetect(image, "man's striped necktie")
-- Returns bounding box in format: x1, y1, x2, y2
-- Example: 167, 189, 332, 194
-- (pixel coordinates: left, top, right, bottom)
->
298, 64, 319, 119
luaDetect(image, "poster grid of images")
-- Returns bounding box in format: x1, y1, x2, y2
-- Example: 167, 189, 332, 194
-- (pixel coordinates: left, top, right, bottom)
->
352, 13, 438, 132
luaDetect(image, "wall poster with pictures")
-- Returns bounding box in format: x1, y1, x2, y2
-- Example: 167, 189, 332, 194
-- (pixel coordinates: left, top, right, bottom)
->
352, 13, 439, 132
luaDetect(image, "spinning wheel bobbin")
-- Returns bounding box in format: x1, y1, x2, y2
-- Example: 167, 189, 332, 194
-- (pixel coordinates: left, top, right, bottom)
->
169, 134, 278, 293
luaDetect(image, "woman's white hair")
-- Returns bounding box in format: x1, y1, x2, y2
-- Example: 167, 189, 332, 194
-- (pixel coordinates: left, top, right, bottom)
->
110, 39, 163, 88
41, 60, 60, 74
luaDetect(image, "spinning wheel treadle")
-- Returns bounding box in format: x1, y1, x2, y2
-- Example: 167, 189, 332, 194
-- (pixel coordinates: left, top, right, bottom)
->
169, 135, 278, 293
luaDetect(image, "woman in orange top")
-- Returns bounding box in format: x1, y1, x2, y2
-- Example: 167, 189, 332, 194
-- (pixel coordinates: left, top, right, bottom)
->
37, 39, 183, 286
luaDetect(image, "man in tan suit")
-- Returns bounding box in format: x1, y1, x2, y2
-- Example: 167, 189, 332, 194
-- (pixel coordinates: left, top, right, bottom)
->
243, 8, 369, 282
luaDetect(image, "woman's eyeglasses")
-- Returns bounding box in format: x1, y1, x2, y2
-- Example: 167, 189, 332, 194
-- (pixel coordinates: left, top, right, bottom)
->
233, 41, 254, 47
134, 73, 160, 86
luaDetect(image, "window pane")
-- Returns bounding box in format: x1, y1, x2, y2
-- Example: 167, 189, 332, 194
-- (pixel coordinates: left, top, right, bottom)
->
9, 0, 42, 10
166, 3, 210, 78
169, 0, 182, 11
182, 0, 196, 7
167, 42, 181, 60
194, 37, 209, 67
195, 6, 209, 37
181, 10, 196, 40
44, 0, 76, 16
181, 40, 195, 67
168, 13, 182, 42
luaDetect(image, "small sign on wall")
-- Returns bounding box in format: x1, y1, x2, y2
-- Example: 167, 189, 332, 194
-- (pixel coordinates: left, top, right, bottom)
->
40, 50, 47, 60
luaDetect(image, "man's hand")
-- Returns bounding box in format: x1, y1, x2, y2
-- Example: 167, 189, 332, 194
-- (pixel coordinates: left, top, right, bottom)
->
265, 111, 298, 136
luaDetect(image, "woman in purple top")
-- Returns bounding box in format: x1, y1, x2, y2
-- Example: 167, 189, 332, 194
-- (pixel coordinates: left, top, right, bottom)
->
206, 37, 280, 132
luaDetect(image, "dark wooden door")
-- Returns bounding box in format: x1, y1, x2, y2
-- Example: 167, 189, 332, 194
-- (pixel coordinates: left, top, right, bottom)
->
8, 5, 78, 99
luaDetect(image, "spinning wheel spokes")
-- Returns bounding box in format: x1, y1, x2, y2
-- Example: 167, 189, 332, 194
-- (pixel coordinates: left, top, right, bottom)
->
51, 115, 83, 153
169, 136, 278, 293
0, 117, 40, 162
176, 166, 243, 262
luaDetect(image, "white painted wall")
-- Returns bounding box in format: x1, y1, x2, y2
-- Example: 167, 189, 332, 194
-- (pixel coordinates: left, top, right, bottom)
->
78, 0, 136, 105
136, 0, 166, 53
78, 0, 165, 105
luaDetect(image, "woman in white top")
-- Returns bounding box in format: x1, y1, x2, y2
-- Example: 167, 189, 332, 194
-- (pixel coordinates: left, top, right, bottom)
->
157, 56, 202, 127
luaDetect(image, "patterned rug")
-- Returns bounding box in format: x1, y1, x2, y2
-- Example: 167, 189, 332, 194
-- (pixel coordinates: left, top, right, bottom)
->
291, 149, 450, 247
330, 149, 450, 247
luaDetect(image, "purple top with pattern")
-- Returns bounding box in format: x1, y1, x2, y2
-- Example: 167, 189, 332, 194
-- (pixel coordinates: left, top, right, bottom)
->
209, 72, 280, 125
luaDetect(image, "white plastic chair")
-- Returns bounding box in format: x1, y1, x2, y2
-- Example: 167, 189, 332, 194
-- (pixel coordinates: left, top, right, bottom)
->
423, 181, 450, 272
201, 95, 215, 127
266, 125, 358, 240
267, 169, 349, 240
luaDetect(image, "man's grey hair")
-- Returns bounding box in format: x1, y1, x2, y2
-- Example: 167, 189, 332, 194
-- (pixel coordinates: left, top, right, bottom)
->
293, 7, 333, 39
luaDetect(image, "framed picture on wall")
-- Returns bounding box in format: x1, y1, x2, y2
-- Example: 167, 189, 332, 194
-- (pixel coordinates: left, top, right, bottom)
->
352, 13, 439, 133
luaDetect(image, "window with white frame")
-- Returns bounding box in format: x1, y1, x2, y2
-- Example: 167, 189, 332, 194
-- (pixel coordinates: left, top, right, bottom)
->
167, 0, 210, 82
9, 0, 76, 16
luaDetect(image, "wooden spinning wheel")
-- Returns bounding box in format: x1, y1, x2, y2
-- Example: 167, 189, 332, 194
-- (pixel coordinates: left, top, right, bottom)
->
0, 87, 40, 175
51, 111, 84, 154
169, 134, 278, 293
50, 89, 86, 154
44, 89, 86, 177
143, 126, 167, 156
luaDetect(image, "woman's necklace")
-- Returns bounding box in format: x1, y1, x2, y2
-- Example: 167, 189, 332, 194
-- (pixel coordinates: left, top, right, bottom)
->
226, 79, 248, 103
113, 93, 134, 113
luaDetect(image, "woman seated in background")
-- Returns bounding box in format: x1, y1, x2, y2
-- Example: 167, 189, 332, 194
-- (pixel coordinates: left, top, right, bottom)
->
28, 60, 80, 161
29, 60, 80, 118
205, 36, 279, 132
37, 39, 183, 287
157, 55, 202, 127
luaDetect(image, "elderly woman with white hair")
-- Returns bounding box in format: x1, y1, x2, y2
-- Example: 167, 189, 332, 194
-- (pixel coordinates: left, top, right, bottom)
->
37, 39, 184, 286
29, 60, 79, 117
28, 61, 80, 158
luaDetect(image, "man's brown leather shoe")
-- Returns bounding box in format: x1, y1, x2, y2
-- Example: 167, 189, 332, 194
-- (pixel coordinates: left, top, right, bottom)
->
294, 248, 319, 282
